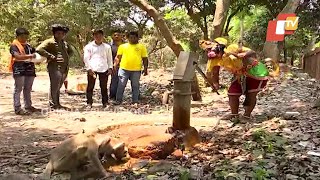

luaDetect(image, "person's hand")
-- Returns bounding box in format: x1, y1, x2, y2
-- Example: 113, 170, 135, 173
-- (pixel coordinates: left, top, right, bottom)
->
107, 68, 112, 75
237, 52, 247, 58
142, 68, 148, 76
88, 69, 95, 78
112, 66, 118, 75
29, 54, 36, 58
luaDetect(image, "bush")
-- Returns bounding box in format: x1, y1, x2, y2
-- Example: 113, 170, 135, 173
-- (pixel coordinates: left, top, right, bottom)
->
0, 43, 10, 72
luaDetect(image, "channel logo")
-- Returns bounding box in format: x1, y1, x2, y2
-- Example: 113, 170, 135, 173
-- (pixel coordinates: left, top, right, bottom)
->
266, 13, 299, 42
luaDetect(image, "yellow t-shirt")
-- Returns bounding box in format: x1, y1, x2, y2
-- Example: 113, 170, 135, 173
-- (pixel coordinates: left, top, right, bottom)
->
117, 43, 148, 71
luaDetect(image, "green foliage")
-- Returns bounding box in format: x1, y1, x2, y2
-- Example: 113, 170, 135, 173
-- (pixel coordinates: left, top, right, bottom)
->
251, 128, 287, 155
252, 166, 270, 180
179, 169, 190, 180
228, 6, 270, 51
164, 8, 202, 42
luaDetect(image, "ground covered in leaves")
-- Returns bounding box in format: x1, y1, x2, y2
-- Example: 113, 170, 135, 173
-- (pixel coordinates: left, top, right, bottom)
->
1, 66, 320, 180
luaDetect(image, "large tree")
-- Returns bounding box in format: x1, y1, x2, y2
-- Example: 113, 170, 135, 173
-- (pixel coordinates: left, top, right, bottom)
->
170, 0, 215, 40
128, 0, 183, 56
211, 0, 231, 39
129, 0, 202, 101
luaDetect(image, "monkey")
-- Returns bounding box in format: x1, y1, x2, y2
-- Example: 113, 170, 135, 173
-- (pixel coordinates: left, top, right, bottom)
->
41, 132, 127, 180
0, 132, 127, 180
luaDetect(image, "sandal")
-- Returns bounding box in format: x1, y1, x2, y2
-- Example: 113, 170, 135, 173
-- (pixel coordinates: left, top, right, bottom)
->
15, 109, 31, 115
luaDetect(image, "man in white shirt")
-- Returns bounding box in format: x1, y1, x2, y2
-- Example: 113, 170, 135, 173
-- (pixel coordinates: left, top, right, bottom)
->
83, 29, 113, 108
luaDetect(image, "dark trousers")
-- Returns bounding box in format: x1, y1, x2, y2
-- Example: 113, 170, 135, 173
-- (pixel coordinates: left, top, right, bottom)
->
48, 67, 67, 107
86, 71, 109, 105
109, 67, 119, 100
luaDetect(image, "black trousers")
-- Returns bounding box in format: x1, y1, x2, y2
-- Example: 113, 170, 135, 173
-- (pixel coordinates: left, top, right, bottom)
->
86, 71, 109, 105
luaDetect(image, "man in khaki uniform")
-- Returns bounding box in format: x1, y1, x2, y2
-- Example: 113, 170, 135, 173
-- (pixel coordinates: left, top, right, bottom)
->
36, 24, 73, 110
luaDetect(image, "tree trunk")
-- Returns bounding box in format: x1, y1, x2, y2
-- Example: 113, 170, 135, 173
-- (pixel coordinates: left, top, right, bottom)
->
283, 38, 287, 63
291, 50, 294, 66
203, 16, 209, 40
262, 0, 300, 61
129, 0, 202, 101
129, 0, 183, 57
223, 6, 241, 36
211, 0, 231, 39
208, 0, 230, 89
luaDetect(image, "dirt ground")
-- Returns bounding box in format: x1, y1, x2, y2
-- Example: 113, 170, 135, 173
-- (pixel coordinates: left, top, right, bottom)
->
1, 68, 320, 179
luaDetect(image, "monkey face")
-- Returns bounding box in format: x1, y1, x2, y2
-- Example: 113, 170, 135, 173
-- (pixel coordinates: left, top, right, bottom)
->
264, 58, 280, 77
112, 143, 127, 160
199, 40, 217, 50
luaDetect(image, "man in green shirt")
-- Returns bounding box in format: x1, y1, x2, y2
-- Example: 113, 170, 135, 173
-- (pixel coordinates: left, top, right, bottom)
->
36, 24, 73, 110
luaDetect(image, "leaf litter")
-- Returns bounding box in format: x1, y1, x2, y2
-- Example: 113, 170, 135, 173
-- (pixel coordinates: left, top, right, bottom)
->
1, 68, 320, 179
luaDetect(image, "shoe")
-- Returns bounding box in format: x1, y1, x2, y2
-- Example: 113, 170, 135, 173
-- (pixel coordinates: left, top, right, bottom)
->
52, 105, 70, 111
25, 106, 42, 113
102, 104, 108, 108
15, 109, 31, 115
58, 105, 71, 111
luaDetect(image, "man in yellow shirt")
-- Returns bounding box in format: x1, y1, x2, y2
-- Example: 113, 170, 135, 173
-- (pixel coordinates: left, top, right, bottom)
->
113, 31, 148, 105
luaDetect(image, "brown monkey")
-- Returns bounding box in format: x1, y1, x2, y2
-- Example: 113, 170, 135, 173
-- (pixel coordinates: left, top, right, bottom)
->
0, 133, 127, 180
41, 133, 111, 180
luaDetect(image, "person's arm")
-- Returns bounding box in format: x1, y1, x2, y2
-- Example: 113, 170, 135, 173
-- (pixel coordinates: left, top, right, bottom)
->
83, 45, 91, 70
83, 45, 96, 77
67, 43, 74, 57
142, 57, 149, 75
36, 39, 56, 61
106, 45, 113, 74
141, 44, 148, 76
114, 45, 123, 67
10, 45, 34, 61
114, 55, 122, 67
243, 50, 256, 57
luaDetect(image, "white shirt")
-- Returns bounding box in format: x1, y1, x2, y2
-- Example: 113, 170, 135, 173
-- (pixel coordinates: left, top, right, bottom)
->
83, 41, 113, 73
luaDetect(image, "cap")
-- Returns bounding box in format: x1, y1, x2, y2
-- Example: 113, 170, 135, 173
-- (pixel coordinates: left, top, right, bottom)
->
51, 24, 69, 33
214, 37, 228, 45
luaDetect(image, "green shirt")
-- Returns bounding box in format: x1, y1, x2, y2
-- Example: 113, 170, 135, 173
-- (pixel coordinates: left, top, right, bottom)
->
36, 37, 73, 72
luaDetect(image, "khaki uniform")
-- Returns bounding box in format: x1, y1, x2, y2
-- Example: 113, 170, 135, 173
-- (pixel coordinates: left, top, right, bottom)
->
36, 37, 73, 73
36, 37, 73, 108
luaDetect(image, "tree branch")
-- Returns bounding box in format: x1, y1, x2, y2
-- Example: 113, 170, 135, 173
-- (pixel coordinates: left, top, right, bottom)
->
129, 0, 183, 57
224, 6, 241, 36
